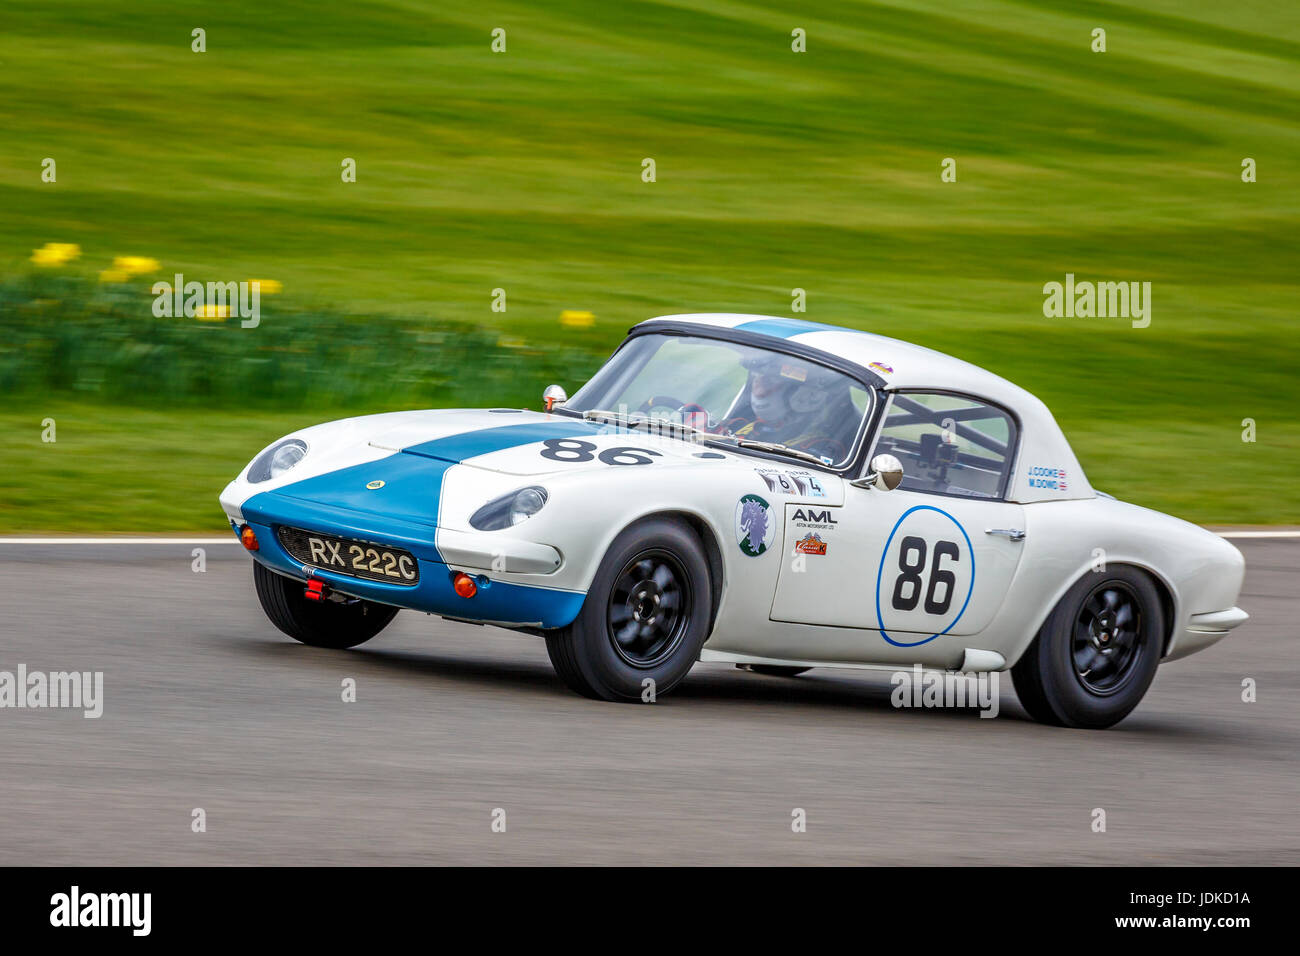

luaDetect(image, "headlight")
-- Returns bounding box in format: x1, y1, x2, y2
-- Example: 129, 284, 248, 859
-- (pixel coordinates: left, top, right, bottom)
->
247, 439, 308, 483
469, 486, 548, 531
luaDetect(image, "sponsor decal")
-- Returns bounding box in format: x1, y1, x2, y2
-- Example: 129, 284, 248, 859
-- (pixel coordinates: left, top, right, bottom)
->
794, 532, 827, 555
735, 494, 775, 557
1027, 465, 1068, 491
365, 480, 385, 490
869, 361, 893, 375
790, 506, 838, 531
780, 363, 808, 382
755, 468, 827, 497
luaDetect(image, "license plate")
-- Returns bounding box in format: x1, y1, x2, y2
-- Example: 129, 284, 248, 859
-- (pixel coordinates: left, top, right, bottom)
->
277, 527, 419, 585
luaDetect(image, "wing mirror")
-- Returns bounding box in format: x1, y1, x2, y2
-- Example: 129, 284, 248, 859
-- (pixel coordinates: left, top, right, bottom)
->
543, 384, 568, 412
852, 453, 904, 491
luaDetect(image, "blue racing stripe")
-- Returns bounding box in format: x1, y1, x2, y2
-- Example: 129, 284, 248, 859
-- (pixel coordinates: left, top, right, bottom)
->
271, 452, 445, 528
733, 317, 856, 339
240, 452, 451, 566
403, 420, 604, 461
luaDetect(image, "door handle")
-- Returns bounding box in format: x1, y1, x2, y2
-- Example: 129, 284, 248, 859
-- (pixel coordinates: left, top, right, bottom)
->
985, 528, 1025, 541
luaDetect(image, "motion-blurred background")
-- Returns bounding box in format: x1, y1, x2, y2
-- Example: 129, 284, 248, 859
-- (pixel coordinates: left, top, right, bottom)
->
2, 0, 1296, 531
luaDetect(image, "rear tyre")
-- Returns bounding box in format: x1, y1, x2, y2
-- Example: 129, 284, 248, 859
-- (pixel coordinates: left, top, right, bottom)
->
1011, 566, 1164, 729
253, 561, 398, 649
744, 665, 811, 678
546, 517, 712, 702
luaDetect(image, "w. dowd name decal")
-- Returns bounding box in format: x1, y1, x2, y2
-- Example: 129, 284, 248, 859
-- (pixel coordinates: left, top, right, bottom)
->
875, 505, 975, 646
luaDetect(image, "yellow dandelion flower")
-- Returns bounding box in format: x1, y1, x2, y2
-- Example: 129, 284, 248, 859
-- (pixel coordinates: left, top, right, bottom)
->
247, 279, 282, 294
113, 256, 160, 276
560, 309, 595, 328
195, 304, 229, 321
98, 269, 129, 283
30, 242, 82, 266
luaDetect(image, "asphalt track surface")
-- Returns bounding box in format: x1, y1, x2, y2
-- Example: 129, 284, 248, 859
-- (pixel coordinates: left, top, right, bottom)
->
2, 538, 1296, 865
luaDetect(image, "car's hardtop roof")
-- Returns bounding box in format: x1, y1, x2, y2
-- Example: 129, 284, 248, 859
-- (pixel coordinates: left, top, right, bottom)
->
632, 313, 1094, 503
635, 313, 1027, 406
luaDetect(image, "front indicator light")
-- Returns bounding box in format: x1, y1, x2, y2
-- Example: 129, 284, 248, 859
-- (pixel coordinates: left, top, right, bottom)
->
240, 525, 259, 551
452, 572, 477, 598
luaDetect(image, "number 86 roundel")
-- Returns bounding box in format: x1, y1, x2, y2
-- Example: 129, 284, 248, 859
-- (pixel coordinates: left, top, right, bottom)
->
875, 505, 975, 646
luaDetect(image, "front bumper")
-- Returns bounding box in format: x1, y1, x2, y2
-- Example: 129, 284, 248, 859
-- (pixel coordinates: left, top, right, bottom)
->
231, 490, 585, 629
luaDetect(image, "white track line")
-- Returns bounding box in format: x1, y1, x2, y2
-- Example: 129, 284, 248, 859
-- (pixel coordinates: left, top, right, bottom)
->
1215, 531, 1300, 539
0, 538, 239, 544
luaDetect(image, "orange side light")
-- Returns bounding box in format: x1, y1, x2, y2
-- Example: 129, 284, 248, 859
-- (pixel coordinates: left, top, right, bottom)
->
452, 572, 477, 598
240, 525, 259, 551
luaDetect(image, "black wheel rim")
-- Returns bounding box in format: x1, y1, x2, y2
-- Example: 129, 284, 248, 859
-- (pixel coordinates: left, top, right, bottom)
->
607, 549, 691, 668
1072, 581, 1145, 696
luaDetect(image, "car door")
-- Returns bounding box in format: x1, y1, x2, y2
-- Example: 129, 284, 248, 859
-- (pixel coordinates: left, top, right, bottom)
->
769, 391, 1027, 647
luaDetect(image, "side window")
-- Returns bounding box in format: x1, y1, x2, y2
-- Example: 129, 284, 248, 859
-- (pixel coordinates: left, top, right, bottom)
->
871, 392, 1017, 499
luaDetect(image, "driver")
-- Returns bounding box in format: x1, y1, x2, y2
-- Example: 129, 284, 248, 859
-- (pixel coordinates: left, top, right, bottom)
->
747, 367, 803, 436
712, 358, 850, 463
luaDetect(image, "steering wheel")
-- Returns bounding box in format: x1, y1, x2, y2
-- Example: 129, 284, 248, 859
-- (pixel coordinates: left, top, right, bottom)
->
635, 397, 711, 431
636, 395, 690, 415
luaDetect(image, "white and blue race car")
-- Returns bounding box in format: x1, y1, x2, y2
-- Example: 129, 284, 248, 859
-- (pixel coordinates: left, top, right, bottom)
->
220, 313, 1248, 728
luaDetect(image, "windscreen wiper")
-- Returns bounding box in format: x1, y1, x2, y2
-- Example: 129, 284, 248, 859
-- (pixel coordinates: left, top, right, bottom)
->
627, 418, 710, 442
734, 438, 830, 467
580, 408, 633, 427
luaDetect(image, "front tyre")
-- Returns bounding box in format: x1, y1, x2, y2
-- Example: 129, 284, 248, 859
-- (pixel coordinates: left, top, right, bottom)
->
253, 561, 398, 649
546, 517, 712, 702
1012, 566, 1164, 729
